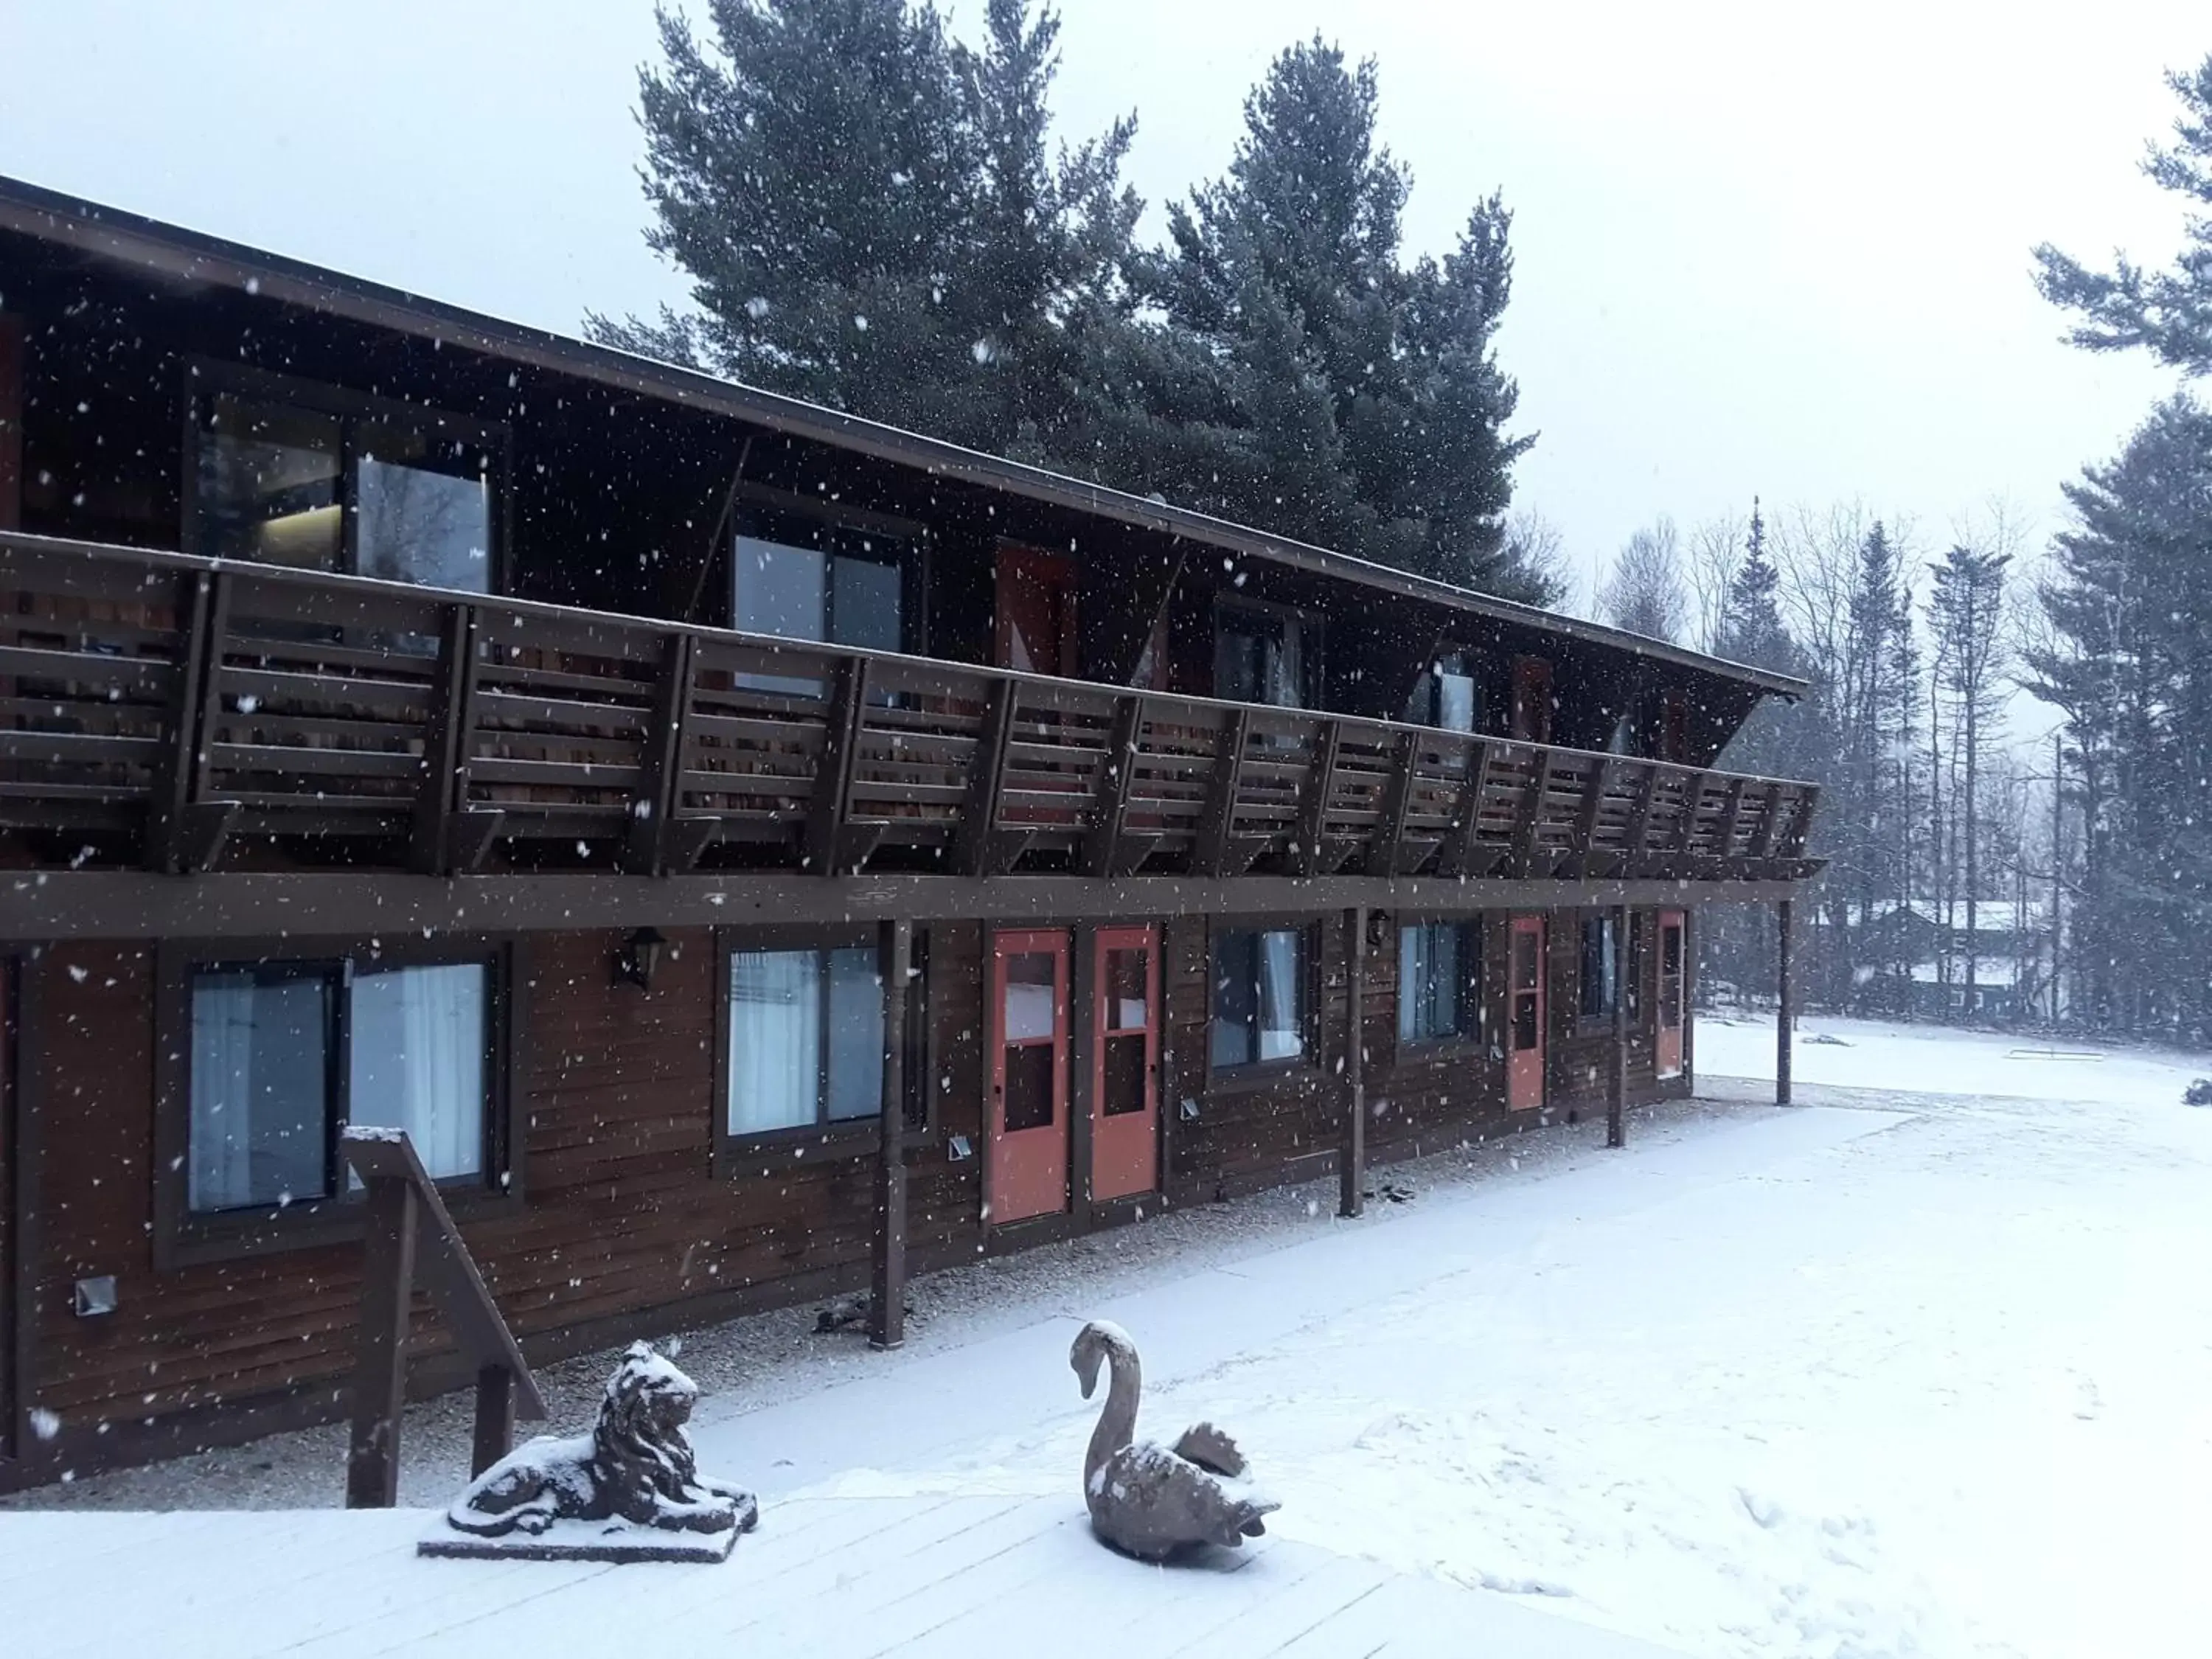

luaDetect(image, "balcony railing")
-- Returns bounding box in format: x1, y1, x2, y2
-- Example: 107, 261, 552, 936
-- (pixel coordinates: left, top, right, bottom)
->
0, 530, 1819, 884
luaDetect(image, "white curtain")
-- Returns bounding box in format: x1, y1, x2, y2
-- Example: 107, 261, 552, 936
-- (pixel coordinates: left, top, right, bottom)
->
1258, 930, 1303, 1060
350, 963, 486, 1180
729, 950, 819, 1133
188, 977, 260, 1212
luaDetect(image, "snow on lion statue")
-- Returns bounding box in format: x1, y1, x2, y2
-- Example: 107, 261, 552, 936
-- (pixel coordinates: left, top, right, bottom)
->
445, 1342, 758, 1543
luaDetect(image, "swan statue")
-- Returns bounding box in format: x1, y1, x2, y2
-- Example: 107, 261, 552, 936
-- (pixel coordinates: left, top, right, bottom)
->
1070, 1318, 1279, 1559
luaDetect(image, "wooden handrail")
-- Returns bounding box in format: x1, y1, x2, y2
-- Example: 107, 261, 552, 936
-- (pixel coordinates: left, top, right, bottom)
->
340, 1127, 546, 1510
0, 529, 1823, 887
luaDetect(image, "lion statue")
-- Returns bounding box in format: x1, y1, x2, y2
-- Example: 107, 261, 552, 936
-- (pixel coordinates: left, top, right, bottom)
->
446, 1342, 758, 1540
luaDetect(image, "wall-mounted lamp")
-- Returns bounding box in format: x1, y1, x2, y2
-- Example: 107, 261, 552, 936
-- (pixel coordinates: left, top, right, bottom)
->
1367, 911, 1390, 950
615, 925, 668, 992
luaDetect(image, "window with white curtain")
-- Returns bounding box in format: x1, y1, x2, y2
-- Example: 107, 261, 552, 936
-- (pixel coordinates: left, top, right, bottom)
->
727, 945, 884, 1136
1209, 927, 1308, 1070
185, 955, 494, 1215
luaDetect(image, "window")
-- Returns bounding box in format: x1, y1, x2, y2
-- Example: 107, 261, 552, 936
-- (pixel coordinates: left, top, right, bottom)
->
723, 933, 931, 1142
727, 945, 882, 1135
1579, 915, 1620, 1021
190, 369, 501, 594
731, 507, 914, 693
1214, 603, 1314, 709
186, 956, 493, 1214
1399, 920, 1483, 1044
1210, 927, 1307, 1069
1407, 653, 1481, 733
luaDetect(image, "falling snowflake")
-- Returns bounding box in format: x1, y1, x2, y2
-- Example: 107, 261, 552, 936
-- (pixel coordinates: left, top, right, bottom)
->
29, 1407, 60, 1441
745, 296, 770, 319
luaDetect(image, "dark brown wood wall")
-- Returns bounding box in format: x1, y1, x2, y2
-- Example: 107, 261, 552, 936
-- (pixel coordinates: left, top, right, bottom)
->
11, 906, 1682, 1484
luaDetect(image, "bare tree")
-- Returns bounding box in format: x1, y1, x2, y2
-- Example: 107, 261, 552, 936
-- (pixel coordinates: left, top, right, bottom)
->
1499, 508, 1576, 611
1595, 518, 1687, 641
1686, 510, 1747, 653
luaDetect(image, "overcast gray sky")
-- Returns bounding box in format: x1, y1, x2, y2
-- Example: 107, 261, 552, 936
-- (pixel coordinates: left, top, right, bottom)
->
1, 0, 2202, 605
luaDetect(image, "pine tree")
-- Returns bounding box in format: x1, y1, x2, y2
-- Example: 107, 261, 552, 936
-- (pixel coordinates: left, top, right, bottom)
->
2025, 396, 2212, 1034
592, 0, 1139, 459
1135, 38, 1545, 599
2034, 52, 2212, 376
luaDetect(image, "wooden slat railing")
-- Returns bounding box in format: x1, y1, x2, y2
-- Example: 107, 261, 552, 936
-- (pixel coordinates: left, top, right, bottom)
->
340, 1127, 546, 1509
0, 530, 1821, 884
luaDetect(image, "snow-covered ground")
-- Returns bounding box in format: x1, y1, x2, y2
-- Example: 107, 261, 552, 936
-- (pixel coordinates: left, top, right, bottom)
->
13, 1015, 2212, 1658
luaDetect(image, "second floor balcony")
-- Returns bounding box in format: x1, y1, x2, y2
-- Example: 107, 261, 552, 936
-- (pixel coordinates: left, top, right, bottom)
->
0, 530, 1820, 900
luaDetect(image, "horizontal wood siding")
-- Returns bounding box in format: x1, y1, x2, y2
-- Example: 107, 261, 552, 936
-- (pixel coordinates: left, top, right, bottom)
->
13, 905, 1691, 1484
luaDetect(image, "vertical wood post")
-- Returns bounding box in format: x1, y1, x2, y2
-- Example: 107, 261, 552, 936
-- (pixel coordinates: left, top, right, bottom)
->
1069, 922, 1098, 1229
1607, 904, 1630, 1148
470, 1363, 515, 1478
1777, 898, 1795, 1106
346, 1175, 420, 1509
1340, 907, 1368, 1218
869, 918, 912, 1350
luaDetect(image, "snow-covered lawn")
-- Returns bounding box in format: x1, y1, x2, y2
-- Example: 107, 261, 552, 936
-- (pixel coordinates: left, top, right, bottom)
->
13, 1016, 2212, 1657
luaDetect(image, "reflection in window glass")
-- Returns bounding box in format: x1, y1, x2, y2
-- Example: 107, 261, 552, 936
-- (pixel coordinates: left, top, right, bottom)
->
1210, 928, 1306, 1068
356, 454, 492, 593
197, 397, 344, 571
1399, 921, 1481, 1043
188, 968, 336, 1212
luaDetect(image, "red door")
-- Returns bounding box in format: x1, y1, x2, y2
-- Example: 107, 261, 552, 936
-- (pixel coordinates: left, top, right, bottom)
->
989, 928, 1071, 1225
1510, 656, 1554, 744
1656, 911, 1686, 1079
995, 544, 1079, 676
1091, 925, 1160, 1202
1508, 917, 1546, 1110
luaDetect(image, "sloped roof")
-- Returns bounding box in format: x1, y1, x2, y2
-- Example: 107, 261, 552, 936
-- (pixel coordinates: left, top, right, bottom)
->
0, 172, 1806, 698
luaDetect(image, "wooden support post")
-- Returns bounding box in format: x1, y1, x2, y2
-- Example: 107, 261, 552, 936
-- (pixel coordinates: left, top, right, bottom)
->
1608, 904, 1629, 1148
411, 602, 481, 877
806, 655, 869, 874
1194, 707, 1252, 877
346, 1175, 420, 1509
1340, 906, 1368, 1219
956, 680, 1020, 877
1296, 720, 1345, 877
1510, 751, 1554, 876
1717, 777, 1749, 859
1625, 763, 1660, 863
621, 630, 695, 876
1777, 897, 1795, 1106
145, 570, 227, 875
869, 918, 912, 1350
1441, 737, 1492, 877
1084, 698, 1144, 877
1364, 730, 1422, 877
1672, 771, 1710, 855
470, 1363, 515, 1478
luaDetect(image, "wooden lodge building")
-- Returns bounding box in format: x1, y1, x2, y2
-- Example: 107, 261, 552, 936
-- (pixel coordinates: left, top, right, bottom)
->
0, 176, 1820, 1492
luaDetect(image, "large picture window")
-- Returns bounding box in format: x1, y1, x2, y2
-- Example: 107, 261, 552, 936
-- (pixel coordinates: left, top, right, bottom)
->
1210, 926, 1308, 1070
1579, 915, 1620, 1021
731, 507, 916, 693
1398, 919, 1483, 1045
722, 933, 931, 1145
189, 366, 503, 595
726, 945, 883, 1136
185, 955, 494, 1215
